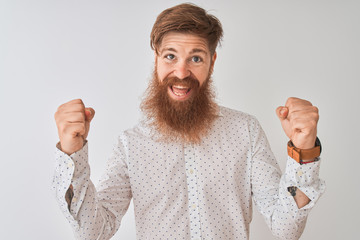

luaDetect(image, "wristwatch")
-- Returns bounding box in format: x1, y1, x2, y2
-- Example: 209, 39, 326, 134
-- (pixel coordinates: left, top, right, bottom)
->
287, 137, 322, 164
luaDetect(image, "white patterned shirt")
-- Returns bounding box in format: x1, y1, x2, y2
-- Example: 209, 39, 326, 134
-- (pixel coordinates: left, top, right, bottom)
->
52, 106, 325, 240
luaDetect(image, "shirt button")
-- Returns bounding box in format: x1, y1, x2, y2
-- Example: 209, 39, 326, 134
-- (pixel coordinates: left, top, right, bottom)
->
192, 204, 197, 209
189, 169, 194, 174
67, 162, 74, 168
297, 170, 303, 177
72, 197, 77, 203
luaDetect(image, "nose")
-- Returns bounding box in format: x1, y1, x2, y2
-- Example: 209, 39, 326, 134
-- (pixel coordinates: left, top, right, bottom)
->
173, 60, 190, 79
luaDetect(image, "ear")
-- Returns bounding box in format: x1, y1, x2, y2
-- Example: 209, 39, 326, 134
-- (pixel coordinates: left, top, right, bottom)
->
210, 52, 217, 72
154, 50, 159, 64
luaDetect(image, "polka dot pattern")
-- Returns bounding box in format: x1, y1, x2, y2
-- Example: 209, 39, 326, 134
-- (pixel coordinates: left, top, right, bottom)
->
52, 106, 325, 239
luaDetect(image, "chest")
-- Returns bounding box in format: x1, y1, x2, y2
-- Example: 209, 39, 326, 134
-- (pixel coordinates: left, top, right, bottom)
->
126, 138, 252, 199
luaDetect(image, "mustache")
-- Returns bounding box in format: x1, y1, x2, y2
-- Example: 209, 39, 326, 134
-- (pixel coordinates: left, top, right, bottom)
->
161, 76, 200, 89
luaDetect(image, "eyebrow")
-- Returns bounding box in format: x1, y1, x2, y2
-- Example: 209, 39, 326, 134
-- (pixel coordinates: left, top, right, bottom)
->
190, 48, 208, 55
162, 47, 177, 53
161, 48, 208, 55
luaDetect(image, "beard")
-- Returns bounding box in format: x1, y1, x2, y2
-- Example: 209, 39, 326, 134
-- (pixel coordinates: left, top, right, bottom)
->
140, 69, 219, 144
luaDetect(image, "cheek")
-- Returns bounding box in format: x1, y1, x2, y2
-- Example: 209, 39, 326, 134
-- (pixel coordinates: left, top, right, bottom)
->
195, 67, 211, 86
156, 62, 168, 82
199, 73, 208, 85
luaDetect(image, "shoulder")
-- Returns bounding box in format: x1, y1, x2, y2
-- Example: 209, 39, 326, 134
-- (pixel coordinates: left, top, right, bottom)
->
215, 106, 263, 134
218, 106, 257, 124
116, 121, 154, 145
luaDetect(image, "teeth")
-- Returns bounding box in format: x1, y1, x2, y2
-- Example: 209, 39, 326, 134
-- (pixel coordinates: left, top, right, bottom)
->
173, 85, 187, 89
174, 91, 186, 96
171, 85, 189, 97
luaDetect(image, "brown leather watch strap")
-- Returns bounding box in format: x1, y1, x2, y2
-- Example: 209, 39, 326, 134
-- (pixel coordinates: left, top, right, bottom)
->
287, 138, 321, 164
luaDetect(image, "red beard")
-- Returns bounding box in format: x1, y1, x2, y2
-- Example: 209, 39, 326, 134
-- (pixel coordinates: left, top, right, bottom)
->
141, 69, 218, 144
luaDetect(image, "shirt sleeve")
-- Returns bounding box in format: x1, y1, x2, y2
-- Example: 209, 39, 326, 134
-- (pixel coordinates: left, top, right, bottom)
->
249, 117, 326, 240
52, 138, 132, 240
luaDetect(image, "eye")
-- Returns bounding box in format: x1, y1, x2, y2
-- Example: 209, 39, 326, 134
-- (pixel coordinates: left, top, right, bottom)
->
192, 56, 202, 63
165, 54, 175, 60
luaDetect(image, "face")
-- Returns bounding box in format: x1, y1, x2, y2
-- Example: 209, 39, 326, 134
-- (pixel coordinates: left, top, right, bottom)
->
156, 32, 217, 101
141, 32, 219, 143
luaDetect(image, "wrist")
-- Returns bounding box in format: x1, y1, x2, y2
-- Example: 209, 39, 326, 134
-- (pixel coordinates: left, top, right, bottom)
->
60, 139, 85, 156
287, 137, 322, 164
292, 136, 317, 150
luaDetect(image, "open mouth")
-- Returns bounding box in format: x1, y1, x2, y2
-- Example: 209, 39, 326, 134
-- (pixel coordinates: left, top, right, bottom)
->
168, 85, 192, 100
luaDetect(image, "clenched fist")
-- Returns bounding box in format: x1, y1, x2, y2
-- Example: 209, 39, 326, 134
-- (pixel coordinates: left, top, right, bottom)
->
276, 97, 319, 150
54, 99, 95, 155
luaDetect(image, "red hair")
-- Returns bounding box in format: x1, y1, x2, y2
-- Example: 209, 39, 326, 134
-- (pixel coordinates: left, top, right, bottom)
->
150, 3, 223, 55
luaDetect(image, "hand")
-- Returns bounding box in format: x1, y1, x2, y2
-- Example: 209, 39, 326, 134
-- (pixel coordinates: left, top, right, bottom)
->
276, 97, 319, 149
54, 99, 95, 155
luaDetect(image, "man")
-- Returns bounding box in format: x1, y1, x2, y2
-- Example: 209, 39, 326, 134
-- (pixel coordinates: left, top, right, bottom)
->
53, 3, 325, 239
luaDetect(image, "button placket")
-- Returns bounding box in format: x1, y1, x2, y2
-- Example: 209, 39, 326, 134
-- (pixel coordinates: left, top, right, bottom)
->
184, 144, 202, 240
67, 161, 74, 168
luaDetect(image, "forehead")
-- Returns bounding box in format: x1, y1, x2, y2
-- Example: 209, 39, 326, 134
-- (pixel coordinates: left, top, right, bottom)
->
159, 32, 210, 53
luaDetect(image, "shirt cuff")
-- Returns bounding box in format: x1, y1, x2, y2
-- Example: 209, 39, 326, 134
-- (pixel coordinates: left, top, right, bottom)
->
283, 156, 326, 209
52, 141, 89, 214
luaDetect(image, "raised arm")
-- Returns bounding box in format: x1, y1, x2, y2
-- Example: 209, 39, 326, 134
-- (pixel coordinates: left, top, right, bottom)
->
52, 99, 132, 239
276, 97, 320, 208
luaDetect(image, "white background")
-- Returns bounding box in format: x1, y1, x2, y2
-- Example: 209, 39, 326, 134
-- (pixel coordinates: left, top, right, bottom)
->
1, 0, 359, 239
